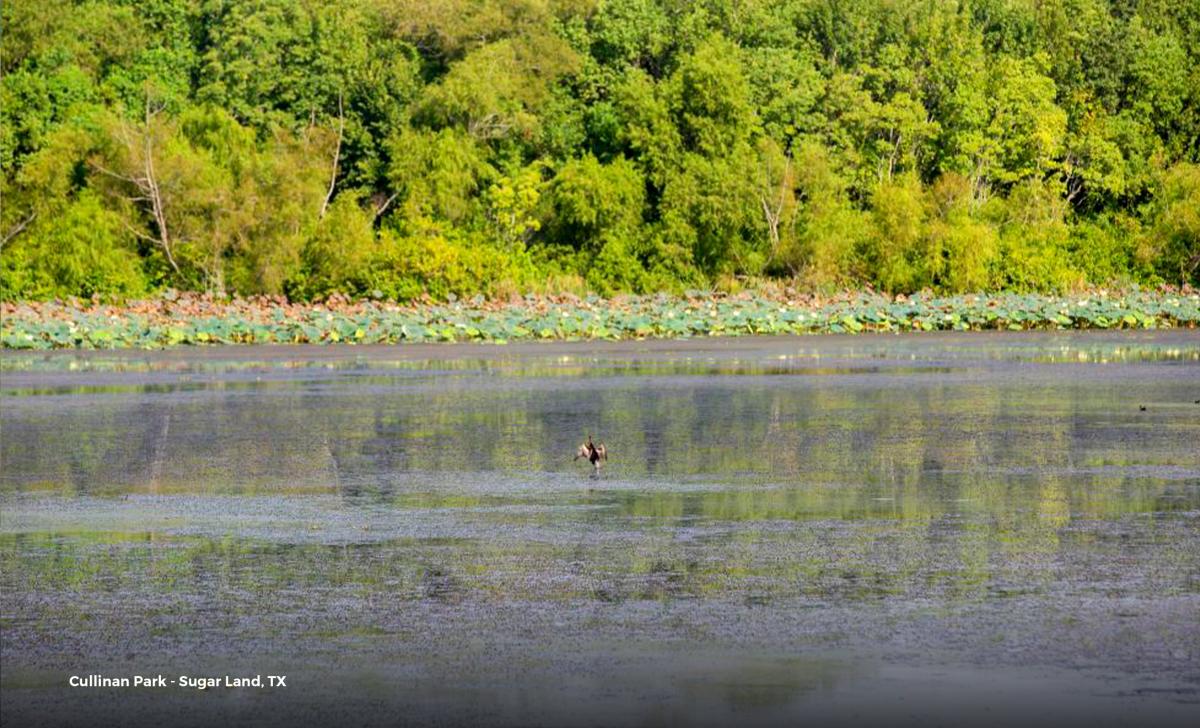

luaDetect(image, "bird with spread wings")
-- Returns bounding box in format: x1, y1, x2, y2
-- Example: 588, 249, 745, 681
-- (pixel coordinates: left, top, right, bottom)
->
575, 435, 607, 472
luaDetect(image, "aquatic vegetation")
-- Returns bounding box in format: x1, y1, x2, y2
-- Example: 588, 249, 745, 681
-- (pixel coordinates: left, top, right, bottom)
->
1, 290, 1197, 350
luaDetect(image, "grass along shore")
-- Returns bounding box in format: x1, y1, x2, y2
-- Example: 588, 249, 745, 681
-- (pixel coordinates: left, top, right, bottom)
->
2, 289, 1198, 351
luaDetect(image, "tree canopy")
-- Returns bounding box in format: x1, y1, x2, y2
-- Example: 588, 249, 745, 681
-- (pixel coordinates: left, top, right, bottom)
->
3, 0, 1198, 301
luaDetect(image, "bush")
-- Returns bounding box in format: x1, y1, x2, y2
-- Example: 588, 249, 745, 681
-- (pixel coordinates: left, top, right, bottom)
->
0, 191, 147, 300
584, 236, 649, 296
864, 174, 935, 293
1067, 216, 1148, 287
285, 195, 379, 300
993, 180, 1083, 292
1141, 162, 1200, 287
370, 225, 534, 302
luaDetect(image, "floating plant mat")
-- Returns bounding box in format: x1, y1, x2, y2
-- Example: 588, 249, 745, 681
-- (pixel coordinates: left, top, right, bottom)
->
3, 290, 1198, 349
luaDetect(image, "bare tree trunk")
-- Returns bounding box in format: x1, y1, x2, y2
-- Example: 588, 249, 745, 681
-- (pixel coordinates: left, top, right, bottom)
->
761, 197, 780, 250
886, 128, 900, 181
143, 96, 180, 274
760, 155, 791, 261
319, 92, 345, 220
208, 220, 226, 294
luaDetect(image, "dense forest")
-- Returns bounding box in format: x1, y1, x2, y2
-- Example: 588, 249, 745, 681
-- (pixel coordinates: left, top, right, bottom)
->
2, 0, 1198, 302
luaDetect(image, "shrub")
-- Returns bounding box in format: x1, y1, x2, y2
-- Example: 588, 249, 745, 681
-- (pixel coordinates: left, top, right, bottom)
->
370, 225, 533, 302
864, 173, 934, 293
0, 190, 147, 300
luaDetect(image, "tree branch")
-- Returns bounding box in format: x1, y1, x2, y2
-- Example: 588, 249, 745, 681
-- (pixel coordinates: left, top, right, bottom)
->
88, 159, 143, 185
373, 191, 400, 221
117, 217, 161, 245
0, 211, 36, 251
1186, 249, 1200, 275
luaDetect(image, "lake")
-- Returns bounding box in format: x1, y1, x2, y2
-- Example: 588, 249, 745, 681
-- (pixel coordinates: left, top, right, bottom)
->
2, 331, 1198, 727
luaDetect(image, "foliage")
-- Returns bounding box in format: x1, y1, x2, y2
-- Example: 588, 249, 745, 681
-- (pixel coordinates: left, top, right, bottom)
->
0, 191, 146, 300
2, 0, 1199, 303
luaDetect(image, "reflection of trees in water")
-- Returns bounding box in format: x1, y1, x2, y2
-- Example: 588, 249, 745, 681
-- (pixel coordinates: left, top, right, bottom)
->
676, 657, 858, 712
3, 379, 1196, 495
147, 409, 171, 490
4, 487, 1196, 614
2, 393, 335, 493
3, 375, 1197, 590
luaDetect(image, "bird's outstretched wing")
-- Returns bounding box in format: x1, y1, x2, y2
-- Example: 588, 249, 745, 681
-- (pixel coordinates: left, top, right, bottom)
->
595, 443, 607, 461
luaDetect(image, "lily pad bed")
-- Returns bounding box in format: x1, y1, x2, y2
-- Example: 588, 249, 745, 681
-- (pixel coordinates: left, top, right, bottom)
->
2, 290, 1198, 350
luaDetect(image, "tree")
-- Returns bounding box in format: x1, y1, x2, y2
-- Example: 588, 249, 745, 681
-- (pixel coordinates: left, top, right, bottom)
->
1142, 163, 1200, 287
783, 141, 871, 287
864, 172, 932, 292
91, 94, 188, 277
487, 163, 544, 248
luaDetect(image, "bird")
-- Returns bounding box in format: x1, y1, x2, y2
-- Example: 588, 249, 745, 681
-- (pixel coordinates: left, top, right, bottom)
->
1139, 405, 1147, 411
575, 435, 607, 473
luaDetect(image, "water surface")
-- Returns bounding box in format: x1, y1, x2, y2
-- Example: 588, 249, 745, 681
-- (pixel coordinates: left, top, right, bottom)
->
2, 331, 1198, 726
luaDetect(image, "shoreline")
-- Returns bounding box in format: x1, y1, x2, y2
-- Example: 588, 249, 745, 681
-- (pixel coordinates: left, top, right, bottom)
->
3, 290, 1198, 351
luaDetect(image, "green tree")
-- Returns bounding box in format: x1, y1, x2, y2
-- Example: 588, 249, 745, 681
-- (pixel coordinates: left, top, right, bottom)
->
1141, 163, 1200, 287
